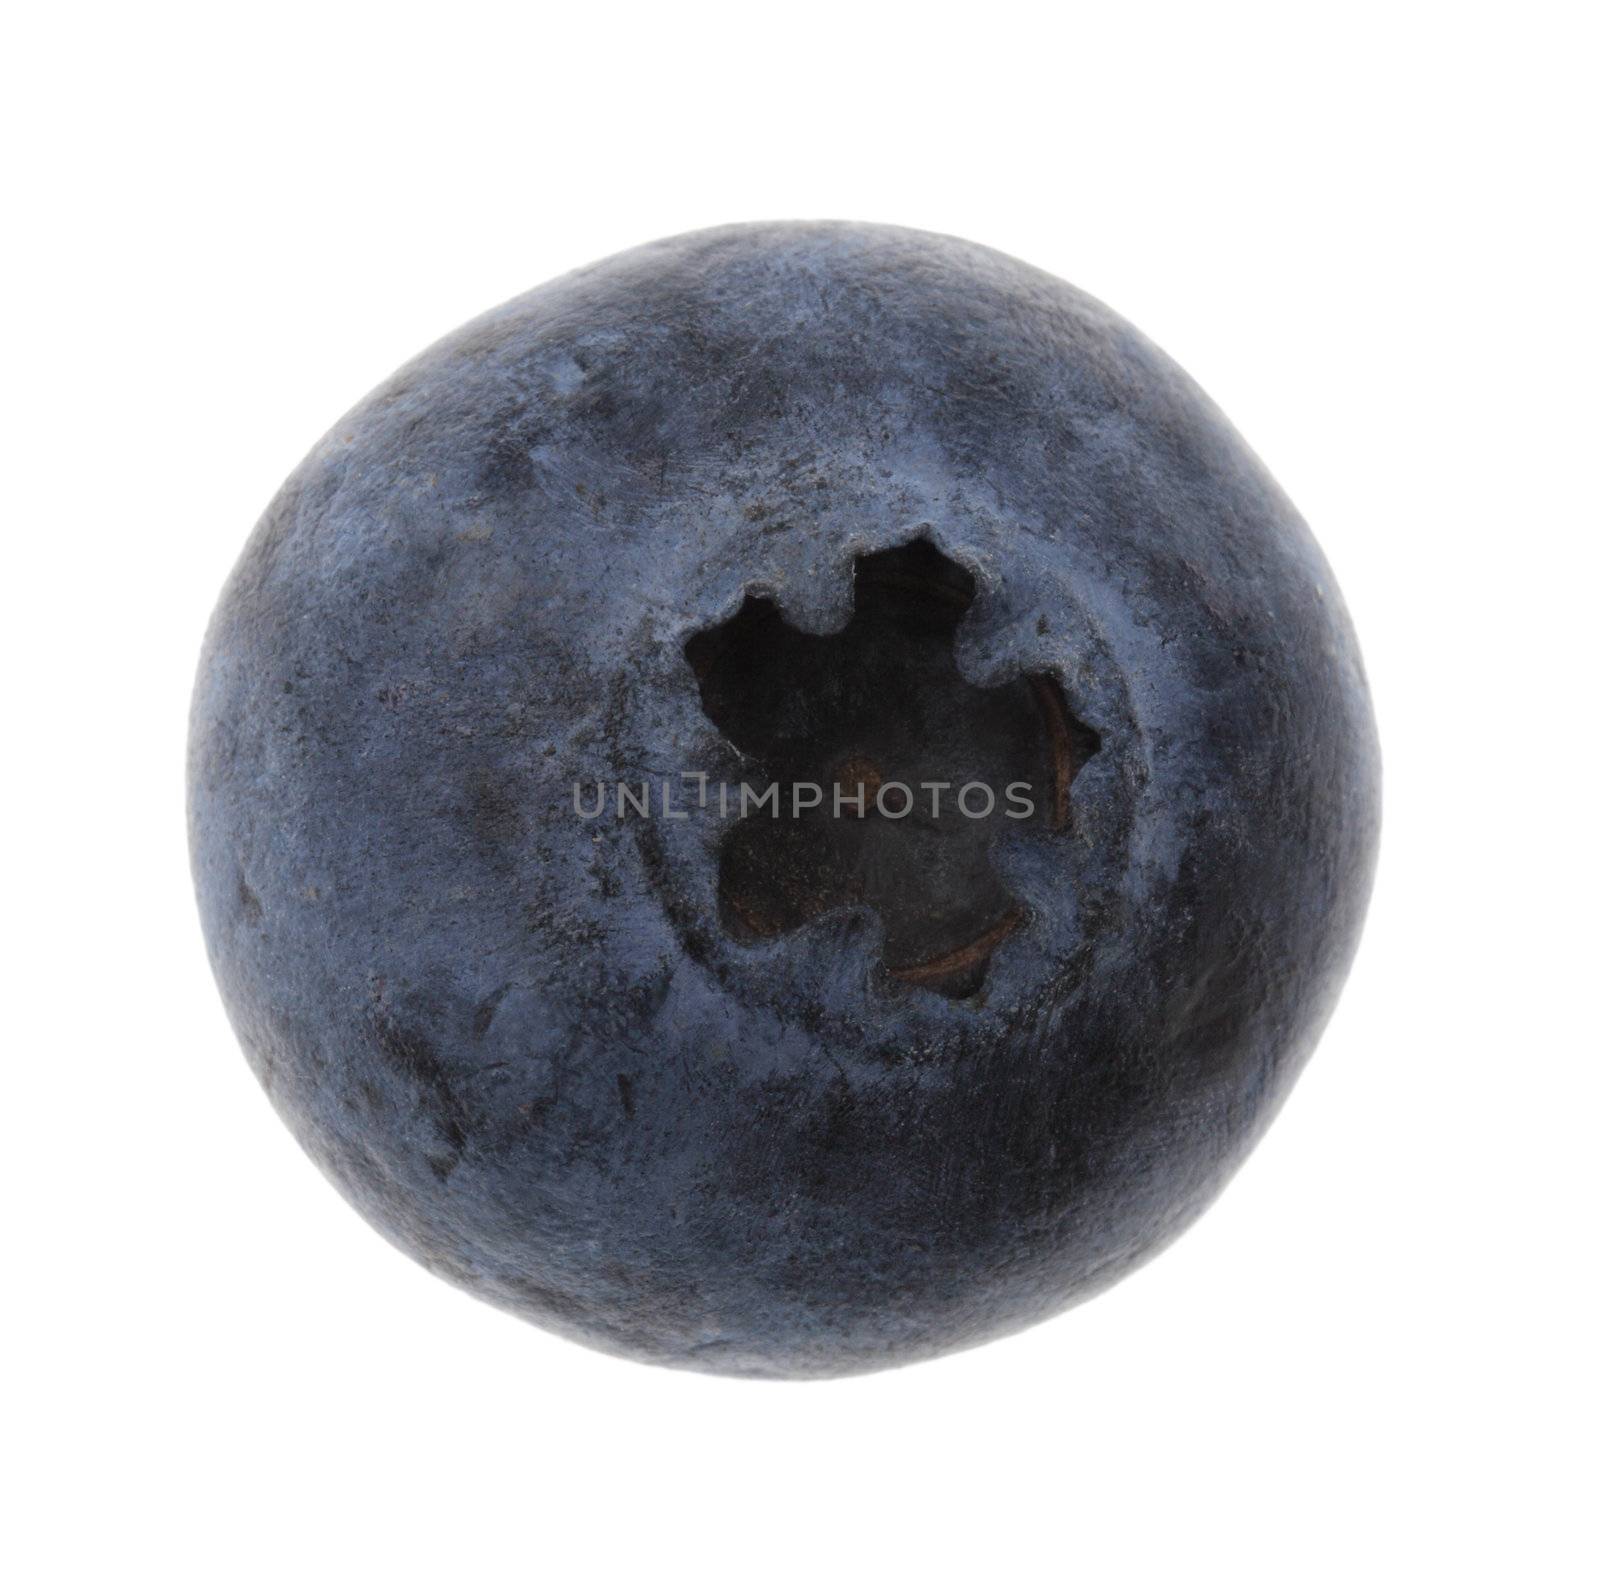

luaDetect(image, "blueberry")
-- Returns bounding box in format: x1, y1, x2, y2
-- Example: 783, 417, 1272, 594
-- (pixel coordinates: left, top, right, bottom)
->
190, 222, 1379, 1377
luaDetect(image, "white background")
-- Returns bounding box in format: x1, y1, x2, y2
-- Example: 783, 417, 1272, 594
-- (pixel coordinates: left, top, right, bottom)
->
7, 4, 1595, 1586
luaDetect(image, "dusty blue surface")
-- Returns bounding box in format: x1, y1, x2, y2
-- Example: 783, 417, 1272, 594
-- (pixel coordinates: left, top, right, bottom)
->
190, 223, 1379, 1375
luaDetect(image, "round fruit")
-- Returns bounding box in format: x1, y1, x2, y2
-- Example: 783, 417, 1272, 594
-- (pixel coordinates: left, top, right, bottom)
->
189, 223, 1379, 1376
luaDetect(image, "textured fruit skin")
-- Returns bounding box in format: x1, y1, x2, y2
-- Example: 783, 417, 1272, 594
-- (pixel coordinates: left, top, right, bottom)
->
189, 222, 1379, 1376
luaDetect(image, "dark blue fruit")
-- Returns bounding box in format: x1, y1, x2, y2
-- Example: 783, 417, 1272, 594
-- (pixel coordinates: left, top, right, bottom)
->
189, 222, 1379, 1376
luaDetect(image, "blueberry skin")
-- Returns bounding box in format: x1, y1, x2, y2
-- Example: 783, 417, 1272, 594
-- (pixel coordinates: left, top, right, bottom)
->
189, 222, 1379, 1377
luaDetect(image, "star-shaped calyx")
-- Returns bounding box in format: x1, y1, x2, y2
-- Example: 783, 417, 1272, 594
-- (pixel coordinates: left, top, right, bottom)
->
685, 538, 1098, 998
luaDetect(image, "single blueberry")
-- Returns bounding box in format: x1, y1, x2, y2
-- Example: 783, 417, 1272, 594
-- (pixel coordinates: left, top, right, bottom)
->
190, 222, 1379, 1377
